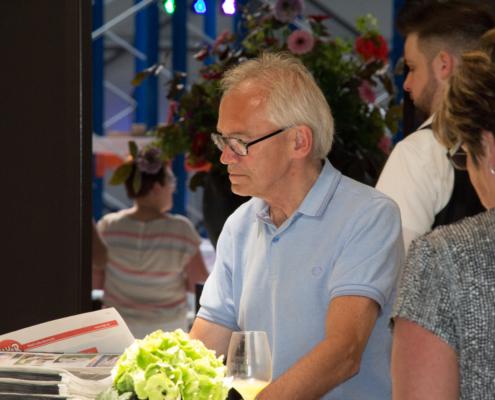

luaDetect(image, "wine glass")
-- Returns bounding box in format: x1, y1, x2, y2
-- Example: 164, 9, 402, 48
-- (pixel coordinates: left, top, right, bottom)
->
225, 331, 273, 400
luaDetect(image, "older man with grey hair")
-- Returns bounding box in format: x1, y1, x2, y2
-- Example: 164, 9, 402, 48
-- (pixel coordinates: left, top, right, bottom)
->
190, 52, 403, 400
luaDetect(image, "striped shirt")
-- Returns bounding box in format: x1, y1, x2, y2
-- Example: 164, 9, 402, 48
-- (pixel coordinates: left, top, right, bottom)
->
97, 210, 201, 325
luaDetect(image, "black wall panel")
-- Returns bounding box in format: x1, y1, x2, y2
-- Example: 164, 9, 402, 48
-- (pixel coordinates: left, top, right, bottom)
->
0, 0, 92, 334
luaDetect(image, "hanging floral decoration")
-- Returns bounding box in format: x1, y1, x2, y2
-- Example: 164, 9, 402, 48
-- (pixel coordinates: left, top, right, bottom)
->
133, 1, 402, 188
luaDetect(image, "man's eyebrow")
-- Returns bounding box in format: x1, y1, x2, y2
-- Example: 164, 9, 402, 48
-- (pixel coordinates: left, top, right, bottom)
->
216, 129, 250, 138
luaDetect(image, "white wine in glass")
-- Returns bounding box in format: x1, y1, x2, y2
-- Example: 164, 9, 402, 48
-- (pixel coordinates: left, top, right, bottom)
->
225, 331, 273, 400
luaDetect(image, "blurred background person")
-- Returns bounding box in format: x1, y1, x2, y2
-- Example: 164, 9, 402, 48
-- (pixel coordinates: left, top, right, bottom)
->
390, 29, 495, 399
376, 1, 493, 254
95, 145, 209, 339
92, 218, 107, 291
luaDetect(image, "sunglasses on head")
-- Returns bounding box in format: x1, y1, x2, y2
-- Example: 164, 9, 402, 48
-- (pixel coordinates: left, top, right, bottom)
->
447, 140, 467, 171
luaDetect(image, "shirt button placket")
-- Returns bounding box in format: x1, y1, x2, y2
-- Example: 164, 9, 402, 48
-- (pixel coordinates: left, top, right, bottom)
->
273, 235, 279, 243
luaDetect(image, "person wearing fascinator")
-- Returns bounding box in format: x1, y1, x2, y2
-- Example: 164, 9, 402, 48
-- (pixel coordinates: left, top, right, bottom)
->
390, 28, 495, 399
94, 142, 209, 339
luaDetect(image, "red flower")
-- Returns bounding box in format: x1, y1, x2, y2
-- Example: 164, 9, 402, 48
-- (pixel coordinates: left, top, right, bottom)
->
355, 34, 389, 63
308, 15, 330, 21
374, 35, 389, 62
355, 36, 375, 60
202, 70, 223, 80
264, 37, 280, 46
192, 131, 209, 156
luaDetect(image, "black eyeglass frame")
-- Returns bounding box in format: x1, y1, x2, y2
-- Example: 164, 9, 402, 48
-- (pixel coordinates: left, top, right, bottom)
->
447, 139, 467, 171
211, 129, 286, 156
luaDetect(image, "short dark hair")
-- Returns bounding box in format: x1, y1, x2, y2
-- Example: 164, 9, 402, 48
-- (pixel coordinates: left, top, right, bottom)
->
124, 163, 166, 199
396, 1, 495, 61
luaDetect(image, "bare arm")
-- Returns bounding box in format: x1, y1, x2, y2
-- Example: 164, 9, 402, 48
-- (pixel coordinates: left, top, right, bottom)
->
92, 220, 107, 290
189, 317, 235, 359
257, 295, 379, 400
391, 317, 459, 400
184, 249, 209, 293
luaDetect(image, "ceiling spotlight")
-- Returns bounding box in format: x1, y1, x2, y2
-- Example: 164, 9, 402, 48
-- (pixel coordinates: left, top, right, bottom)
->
222, 0, 235, 15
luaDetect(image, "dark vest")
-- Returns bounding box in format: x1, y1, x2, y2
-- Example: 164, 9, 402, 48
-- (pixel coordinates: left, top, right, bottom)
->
419, 124, 486, 228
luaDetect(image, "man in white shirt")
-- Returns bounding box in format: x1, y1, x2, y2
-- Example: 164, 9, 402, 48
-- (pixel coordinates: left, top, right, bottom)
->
376, 1, 492, 252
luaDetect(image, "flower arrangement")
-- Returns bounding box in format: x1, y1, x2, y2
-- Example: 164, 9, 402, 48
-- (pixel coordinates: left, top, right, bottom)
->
134, 0, 402, 187
96, 329, 229, 400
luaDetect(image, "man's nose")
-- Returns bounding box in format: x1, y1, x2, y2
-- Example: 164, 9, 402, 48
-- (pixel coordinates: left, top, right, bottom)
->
403, 72, 412, 92
220, 143, 239, 165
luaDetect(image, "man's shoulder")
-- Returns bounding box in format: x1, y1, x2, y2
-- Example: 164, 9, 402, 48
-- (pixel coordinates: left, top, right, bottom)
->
338, 175, 398, 206
393, 128, 447, 155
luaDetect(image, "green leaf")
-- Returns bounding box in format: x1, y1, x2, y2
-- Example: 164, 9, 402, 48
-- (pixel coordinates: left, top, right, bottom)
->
131, 65, 157, 86
133, 168, 142, 194
128, 141, 138, 159
109, 163, 132, 186
96, 387, 133, 400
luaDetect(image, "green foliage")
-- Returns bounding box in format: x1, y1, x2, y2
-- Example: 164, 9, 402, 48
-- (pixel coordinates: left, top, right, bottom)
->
109, 329, 229, 400
109, 163, 132, 186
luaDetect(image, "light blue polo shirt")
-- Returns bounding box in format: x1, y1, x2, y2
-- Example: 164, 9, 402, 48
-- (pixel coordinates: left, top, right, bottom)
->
198, 158, 404, 400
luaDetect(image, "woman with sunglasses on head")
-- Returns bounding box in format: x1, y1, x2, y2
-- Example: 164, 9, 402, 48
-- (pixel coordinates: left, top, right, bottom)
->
389, 28, 495, 400
94, 144, 209, 339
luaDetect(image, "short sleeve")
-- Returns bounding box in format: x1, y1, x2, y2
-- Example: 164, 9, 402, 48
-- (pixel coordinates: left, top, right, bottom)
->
175, 215, 202, 247
328, 197, 404, 316
389, 236, 457, 352
196, 220, 240, 331
376, 139, 440, 240
96, 216, 107, 234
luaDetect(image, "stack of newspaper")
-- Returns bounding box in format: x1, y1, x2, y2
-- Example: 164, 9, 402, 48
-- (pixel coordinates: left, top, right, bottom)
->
0, 309, 135, 400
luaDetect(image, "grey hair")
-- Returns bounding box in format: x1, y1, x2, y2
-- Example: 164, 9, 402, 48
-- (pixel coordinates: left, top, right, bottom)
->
220, 52, 334, 159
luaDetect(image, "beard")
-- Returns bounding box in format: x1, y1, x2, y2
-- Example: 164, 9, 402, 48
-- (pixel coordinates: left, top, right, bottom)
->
413, 68, 438, 122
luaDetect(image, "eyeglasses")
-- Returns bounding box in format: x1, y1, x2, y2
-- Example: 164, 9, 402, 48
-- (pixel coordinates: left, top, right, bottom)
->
211, 128, 286, 156
447, 139, 467, 171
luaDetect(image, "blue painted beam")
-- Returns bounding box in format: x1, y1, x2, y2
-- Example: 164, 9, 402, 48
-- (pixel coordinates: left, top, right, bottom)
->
92, 0, 104, 221
392, 0, 406, 143
171, 0, 188, 216
134, 0, 159, 129
204, 0, 216, 40
233, 0, 249, 41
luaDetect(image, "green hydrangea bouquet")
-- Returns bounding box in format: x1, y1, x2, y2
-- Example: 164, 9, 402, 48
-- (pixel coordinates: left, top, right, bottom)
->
97, 330, 229, 400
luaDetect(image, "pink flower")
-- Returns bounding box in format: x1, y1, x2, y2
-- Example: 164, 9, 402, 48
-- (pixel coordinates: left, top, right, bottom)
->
378, 136, 392, 155
212, 29, 232, 51
166, 101, 180, 125
287, 30, 314, 55
358, 80, 376, 104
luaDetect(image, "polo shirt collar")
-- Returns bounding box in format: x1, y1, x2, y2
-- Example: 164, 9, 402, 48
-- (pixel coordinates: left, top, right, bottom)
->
252, 158, 342, 222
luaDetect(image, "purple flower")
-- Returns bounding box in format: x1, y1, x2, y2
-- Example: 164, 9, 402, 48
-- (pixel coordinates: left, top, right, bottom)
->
274, 0, 304, 23
136, 147, 163, 174
287, 30, 314, 55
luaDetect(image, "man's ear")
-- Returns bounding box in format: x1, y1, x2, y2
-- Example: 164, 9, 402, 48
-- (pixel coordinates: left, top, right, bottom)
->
434, 51, 456, 81
292, 125, 313, 159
